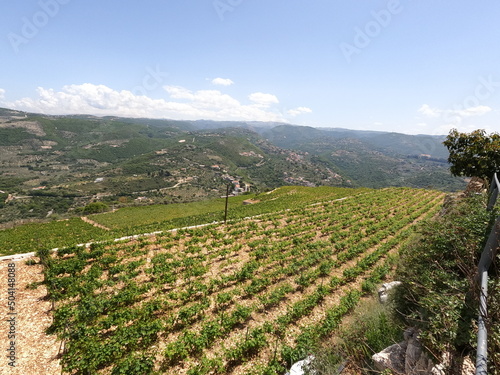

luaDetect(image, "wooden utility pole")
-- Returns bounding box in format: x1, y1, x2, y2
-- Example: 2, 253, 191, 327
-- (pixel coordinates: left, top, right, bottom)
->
224, 183, 230, 223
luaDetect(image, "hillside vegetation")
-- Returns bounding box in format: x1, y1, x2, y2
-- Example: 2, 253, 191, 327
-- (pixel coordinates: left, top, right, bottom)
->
0, 110, 347, 226
0, 108, 464, 227
262, 125, 464, 190
394, 192, 500, 373
33, 187, 444, 375
0, 186, 365, 256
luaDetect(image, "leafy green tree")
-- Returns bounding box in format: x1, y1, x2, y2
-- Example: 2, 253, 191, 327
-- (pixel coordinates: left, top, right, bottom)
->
82, 202, 109, 214
443, 129, 500, 180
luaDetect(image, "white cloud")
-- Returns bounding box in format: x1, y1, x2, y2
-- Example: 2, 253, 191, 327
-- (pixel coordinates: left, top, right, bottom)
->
163, 85, 195, 100
4, 83, 288, 123
419, 103, 492, 120
248, 92, 279, 108
164, 86, 241, 110
0, 88, 5, 99
211, 78, 234, 86
287, 107, 312, 116
454, 105, 491, 117
416, 103, 495, 135
418, 104, 441, 117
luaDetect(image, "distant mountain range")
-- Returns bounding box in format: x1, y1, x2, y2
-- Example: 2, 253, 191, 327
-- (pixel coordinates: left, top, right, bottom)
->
0, 107, 464, 224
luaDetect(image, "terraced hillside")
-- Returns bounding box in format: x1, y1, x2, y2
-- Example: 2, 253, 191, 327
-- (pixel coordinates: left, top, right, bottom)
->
0, 186, 364, 256
0, 109, 464, 226
30, 187, 445, 375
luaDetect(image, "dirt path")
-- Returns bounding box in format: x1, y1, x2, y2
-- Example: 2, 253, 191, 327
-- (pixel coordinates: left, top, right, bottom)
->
81, 216, 111, 231
0, 258, 61, 375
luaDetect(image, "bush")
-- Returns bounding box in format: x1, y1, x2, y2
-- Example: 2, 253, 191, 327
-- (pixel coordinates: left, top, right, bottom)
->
394, 194, 495, 367
82, 202, 109, 214
310, 298, 403, 374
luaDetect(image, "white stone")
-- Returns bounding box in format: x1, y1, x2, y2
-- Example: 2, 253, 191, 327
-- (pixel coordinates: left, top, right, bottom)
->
378, 281, 402, 303
373, 328, 448, 375
372, 342, 406, 373
285, 355, 316, 375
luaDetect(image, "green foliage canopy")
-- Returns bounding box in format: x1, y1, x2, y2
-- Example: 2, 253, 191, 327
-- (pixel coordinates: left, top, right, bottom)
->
83, 202, 109, 214
443, 129, 500, 180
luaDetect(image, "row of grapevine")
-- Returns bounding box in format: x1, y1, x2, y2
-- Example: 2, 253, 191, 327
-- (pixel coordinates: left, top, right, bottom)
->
0, 217, 111, 256
39, 187, 444, 374
0, 186, 368, 256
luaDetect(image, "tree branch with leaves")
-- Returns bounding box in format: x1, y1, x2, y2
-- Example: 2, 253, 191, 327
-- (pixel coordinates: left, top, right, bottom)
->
443, 129, 500, 181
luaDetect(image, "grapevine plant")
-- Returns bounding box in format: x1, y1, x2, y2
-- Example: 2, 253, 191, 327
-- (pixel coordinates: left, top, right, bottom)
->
38, 187, 444, 374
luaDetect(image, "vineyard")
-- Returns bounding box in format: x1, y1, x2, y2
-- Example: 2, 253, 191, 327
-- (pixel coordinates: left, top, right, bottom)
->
39, 187, 444, 375
0, 186, 365, 256
0, 218, 111, 256
88, 186, 370, 234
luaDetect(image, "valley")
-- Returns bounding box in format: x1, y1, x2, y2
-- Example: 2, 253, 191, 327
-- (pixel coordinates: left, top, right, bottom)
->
0, 108, 465, 229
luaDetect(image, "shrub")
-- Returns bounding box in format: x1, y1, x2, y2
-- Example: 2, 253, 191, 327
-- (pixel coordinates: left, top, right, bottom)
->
394, 194, 495, 367
310, 298, 403, 374
82, 201, 110, 214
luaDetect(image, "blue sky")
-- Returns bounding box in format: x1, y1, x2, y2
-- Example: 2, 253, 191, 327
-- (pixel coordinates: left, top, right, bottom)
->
1, 0, 499, 135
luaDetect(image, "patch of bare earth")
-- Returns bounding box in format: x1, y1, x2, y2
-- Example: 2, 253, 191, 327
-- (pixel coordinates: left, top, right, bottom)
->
0, 121, 46, 137
81, 216, 111, 231
0, 258, 61, 375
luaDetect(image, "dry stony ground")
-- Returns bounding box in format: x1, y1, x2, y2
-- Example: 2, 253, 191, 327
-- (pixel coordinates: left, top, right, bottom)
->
0, 256, 61, 375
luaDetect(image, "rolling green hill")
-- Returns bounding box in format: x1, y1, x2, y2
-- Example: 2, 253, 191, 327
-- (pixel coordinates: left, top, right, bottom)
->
261, 124, 464, 190
0, 108, 465, 227
0, 111, 349, 225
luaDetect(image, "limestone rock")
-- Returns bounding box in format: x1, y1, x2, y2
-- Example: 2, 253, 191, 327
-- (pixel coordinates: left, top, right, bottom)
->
285, 355, 315, 375
378, 281, 402, 304
457, 355, 475, 375
373, 342, 407, 374
463, 177, 486, 196
373, 328, 452, 375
